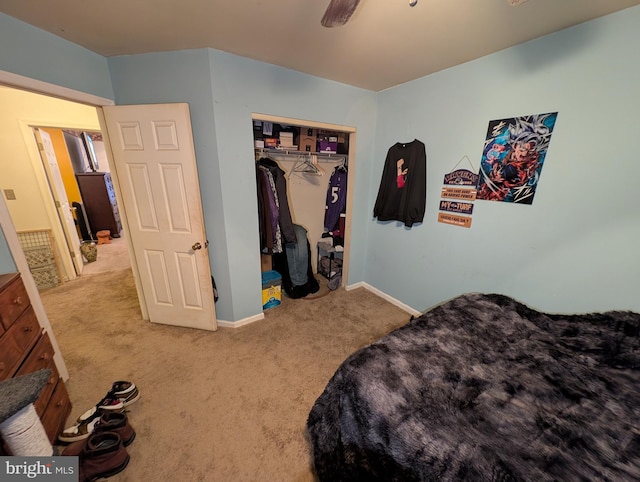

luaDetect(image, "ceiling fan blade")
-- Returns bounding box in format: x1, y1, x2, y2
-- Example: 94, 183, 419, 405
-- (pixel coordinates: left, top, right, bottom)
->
507, 0, 529, 5
321, 0, 362, 28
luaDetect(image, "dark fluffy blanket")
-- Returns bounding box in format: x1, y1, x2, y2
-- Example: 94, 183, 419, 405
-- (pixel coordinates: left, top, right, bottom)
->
307, 293, 640, 481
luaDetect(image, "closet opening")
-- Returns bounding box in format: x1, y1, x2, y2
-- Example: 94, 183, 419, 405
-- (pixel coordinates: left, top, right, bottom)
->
252, 113, 355, 308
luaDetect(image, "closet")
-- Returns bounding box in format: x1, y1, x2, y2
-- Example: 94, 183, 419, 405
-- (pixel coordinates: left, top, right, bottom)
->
253, 117, 352, 302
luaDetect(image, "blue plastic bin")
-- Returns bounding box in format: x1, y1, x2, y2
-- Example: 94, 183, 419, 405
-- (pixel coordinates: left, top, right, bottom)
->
261, 270, 282, 309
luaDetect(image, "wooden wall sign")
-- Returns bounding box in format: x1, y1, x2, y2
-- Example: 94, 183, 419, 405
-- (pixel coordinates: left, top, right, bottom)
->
438, 212, 473, 228
438, 159, 477, 228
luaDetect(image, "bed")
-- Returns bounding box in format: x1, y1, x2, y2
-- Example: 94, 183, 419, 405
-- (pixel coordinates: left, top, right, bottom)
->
306, 293, 640, 481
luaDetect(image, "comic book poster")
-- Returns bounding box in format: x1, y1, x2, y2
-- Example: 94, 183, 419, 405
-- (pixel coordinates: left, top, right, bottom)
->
476, 112, 558, 204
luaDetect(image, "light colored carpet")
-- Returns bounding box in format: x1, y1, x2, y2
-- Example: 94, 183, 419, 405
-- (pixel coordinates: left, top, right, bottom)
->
40, 266, 411, 481
80, 235, 131, 275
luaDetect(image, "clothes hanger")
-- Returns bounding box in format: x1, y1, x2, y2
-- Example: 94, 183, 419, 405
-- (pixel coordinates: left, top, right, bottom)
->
292, 154, 324, 176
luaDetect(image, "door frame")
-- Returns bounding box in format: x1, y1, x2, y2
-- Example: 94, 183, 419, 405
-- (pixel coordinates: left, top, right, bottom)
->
0, 70, 149, 322
23, 125, 88, 281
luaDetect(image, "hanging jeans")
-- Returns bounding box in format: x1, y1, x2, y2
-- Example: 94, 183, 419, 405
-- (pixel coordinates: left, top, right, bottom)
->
285, 224, 309, 287
273, 225, 319, 299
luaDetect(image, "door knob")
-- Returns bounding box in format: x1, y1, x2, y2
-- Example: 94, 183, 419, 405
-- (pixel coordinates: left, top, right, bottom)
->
192, 242, 202, 251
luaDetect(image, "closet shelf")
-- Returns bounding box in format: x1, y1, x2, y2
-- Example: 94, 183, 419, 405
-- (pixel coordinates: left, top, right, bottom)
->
255, 147, 347, 163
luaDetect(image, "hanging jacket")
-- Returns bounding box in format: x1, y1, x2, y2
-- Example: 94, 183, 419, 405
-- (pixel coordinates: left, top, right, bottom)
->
256, 157, 297, 252
324, 165, 348, 233
256, 164, 275, 253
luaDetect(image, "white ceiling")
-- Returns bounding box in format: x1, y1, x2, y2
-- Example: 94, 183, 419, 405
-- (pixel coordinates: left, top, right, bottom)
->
1, 0, 639, 91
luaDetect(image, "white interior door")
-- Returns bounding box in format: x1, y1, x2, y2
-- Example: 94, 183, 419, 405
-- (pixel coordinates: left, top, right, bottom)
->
102, 103, 217, 331
34, 128, 83, 275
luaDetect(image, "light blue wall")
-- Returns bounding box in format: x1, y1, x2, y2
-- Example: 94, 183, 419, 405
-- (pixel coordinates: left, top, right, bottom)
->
109, 49, 377, 321
369, 6, 640, 314
0, 227, 16, 274
0, 13, 113, 100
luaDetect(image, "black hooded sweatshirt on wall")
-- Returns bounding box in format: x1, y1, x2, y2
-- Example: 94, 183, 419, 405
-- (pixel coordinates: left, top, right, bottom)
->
373, 139, 426, 228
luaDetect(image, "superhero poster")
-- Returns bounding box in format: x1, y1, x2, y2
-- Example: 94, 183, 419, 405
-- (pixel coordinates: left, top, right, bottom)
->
476, 112, 558, 204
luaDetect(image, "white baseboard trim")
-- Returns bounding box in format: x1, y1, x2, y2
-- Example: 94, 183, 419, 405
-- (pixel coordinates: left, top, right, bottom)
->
217, 282, 421, 327
346, 282, 422, 316
217, 312, 265, 328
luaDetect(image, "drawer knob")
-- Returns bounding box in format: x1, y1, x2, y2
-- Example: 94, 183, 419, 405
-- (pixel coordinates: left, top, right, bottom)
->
13, 296, 23, 305
23, 325, 32, 332
40, 353, 50, 361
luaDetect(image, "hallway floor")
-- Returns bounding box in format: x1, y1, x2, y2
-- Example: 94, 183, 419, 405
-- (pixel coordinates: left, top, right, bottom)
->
81, 234, 130, 276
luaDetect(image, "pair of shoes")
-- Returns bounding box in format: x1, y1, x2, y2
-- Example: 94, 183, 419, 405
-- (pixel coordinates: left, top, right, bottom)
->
75, 397, 124, 428
63, 412, 134, 482
60, 395, 126, 443
63, 411, 136, 455
60, 380, 140, 443
77, 380, 140, 425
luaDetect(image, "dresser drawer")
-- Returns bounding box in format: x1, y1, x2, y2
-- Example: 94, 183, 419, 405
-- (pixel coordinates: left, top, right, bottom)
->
0, 307, 41, 380
16, 331, 55, 376
33, 361, 60, 418
41, 378, 72, 443
0, 273, 29, 330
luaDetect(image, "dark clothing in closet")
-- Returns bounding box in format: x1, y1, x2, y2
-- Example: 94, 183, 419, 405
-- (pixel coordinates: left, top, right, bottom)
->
324, 165, 348, 233
273, 224, 319, 299
256, 157, 296, 253
258, 166, 282, 252
373, 139, 427, 228
256, 158, 318, 299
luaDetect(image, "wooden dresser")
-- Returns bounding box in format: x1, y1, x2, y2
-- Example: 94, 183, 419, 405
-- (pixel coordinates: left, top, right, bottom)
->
0, 272, 71, 449
76, 172, 122, 238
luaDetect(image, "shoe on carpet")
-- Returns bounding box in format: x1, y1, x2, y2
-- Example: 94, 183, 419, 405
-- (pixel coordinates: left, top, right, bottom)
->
77, 431, 130, 482
94, 411, 136, 447
62, 411, 136, 456
58, 416, 101, 443
111, 380, 140, 406
76, 396, 124, 424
